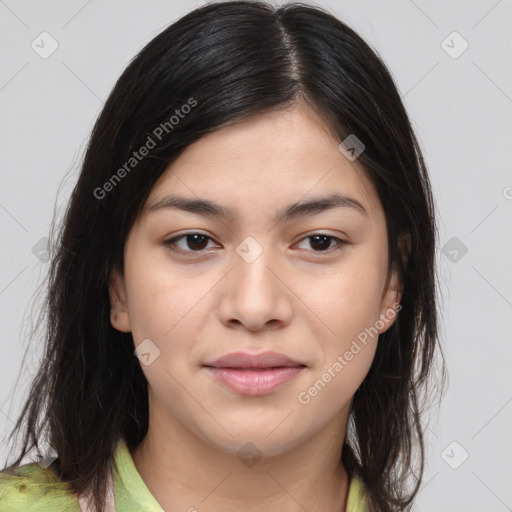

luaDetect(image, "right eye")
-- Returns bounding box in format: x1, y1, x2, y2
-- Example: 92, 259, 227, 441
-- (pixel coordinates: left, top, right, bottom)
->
163, 232, 220, 253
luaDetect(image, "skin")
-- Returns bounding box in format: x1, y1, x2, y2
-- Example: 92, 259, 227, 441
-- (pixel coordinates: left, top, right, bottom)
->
109, 101, 403, 512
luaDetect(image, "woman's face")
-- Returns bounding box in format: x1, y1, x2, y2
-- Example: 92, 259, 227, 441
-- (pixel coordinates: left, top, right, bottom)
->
109, 102, 402, 457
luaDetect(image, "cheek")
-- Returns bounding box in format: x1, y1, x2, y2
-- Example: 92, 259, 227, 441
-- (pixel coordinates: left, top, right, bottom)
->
297, 342, 377, 422
293, 251, 386, 404
302, 257, 386, 345
122, 245, 194, 344
296, 265, 383, 412
125, 278, 175, 342
123, 247, 222, 381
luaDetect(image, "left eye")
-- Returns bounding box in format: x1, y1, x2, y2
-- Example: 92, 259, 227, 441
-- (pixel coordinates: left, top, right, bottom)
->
163, 232, 345, 253
296, 233, 345, 252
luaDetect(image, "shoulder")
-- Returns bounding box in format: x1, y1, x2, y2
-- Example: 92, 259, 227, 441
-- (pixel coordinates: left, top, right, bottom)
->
346, 474, 369, 512
0, 462, 80, 511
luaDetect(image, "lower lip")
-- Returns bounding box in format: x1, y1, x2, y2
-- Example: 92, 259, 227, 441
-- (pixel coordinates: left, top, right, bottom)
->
205, 366, 305, 396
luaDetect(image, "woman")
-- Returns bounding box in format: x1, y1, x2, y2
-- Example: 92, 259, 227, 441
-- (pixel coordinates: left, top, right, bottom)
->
0, 1, 444, 511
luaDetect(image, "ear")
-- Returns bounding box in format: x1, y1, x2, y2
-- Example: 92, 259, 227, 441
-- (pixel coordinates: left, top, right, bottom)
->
377, 232, 410, 334
108, 267, 131, 333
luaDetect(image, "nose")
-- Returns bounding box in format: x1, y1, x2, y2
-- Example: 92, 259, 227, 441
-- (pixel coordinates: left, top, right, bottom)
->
218, 240, 294, 332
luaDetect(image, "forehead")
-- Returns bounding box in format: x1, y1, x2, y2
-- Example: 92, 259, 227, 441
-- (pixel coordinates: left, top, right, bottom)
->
144, 102, 380, 220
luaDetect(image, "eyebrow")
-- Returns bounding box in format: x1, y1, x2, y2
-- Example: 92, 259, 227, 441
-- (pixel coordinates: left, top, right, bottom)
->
146, 193, 368, 222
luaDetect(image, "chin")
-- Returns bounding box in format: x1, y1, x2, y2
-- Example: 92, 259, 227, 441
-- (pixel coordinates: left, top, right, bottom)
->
197, 422, 309, 460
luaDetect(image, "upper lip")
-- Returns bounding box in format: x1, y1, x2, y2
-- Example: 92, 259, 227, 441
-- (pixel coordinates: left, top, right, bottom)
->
204, 351, 305, 369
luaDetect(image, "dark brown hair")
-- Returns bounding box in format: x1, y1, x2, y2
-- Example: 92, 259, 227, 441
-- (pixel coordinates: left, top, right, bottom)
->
3, 2, 445, 511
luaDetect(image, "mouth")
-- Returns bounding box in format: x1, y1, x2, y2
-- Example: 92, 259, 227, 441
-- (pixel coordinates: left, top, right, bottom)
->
203, 351, 306, 396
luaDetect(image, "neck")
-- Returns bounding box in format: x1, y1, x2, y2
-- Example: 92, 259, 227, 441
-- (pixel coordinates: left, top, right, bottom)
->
130, 406, 350, 512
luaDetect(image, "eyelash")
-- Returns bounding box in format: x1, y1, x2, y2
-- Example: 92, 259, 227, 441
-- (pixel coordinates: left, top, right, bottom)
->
163, 232, 346, 255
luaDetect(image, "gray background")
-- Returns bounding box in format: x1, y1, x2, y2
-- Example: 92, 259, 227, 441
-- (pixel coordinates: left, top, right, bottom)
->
1, 1, 511, 511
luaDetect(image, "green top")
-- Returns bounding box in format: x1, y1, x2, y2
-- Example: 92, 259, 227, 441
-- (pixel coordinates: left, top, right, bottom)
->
0, 439, 368, 511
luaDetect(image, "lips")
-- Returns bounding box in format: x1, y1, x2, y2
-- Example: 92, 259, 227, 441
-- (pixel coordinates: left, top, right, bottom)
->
205, 350, 304, 369
203, 351, 306, 396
